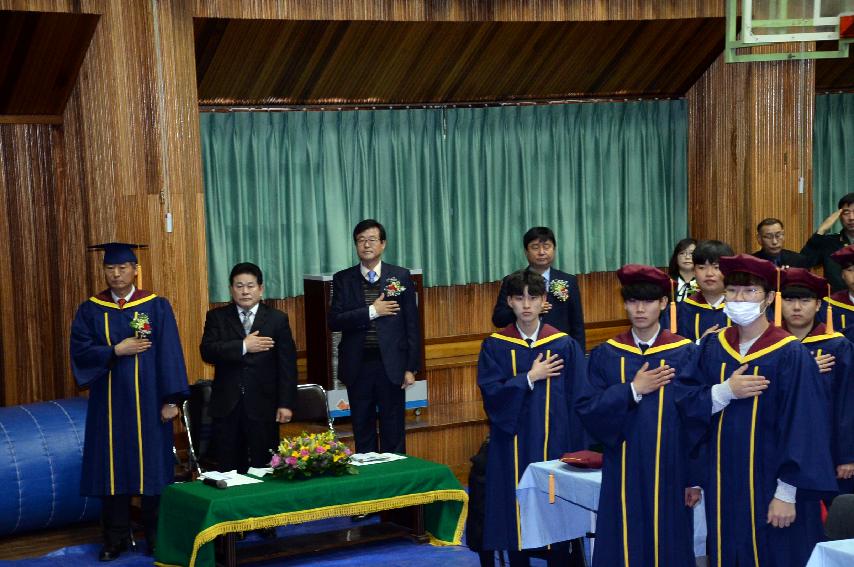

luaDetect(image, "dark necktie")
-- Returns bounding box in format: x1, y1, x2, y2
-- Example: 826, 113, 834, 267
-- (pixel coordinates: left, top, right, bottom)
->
241, 310, 252, 335
639, 343, 649, 353
525, 338, 533, 348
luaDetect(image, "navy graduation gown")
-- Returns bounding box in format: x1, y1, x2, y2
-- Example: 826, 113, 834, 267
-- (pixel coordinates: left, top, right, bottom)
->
675, 293, 731, 342
676, 326, 837, 567
801, 324, 854, 495
577, 330, 698, 567
823, 290, 854, 332
70, 290, 190, 497
477, 324, 586, 551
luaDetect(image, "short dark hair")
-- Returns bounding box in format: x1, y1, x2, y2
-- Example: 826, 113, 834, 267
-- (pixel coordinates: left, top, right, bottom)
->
724, 271, 769, 291
667, 238, 697, 279
505, 269, 547, 297
692, 240, 734, 266
353, 219, 386, 242
230, 262, 263, 286
523, 227, 556, 249
621, 282, 668, 301
756, 218, 784, 233
839, 193, 854, 209
781, 286, 818, 300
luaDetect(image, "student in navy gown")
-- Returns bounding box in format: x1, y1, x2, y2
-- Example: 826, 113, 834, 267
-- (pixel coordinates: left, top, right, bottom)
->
577, 264, 699, 567
676, 254, 837, 567
662, 240, 733, 342
822, 246, 854, 332
478, 269, 586, 566
70, 243, 189, 560
780, 268, 854, 497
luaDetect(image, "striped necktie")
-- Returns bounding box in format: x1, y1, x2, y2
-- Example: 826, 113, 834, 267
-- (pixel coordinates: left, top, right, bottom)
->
241, 310, 252, 335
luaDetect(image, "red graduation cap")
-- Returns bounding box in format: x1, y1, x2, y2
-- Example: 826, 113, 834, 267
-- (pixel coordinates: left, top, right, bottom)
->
617, 264, 677, 332
830, 245, 854, 269
780, 267, 828, 299
720, 254, 781, 325
616, 264, 672, 296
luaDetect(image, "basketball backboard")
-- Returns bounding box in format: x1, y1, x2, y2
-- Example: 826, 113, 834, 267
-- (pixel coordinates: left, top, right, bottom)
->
726, 0, 854, 62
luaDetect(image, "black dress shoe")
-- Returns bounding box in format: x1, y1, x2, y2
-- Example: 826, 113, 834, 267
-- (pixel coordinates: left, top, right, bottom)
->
98, 541, 127, 562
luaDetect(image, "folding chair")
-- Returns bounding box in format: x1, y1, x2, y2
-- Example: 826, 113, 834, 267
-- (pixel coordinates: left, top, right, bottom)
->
178, 379, 215, 477
826, 493, 854, 541
291, 383, 336, 434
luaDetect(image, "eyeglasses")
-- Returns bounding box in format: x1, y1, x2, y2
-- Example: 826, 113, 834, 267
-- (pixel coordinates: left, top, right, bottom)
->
678, 250, 695, 258
356, 237, 381, 246
760, 232, 784, 241
724, 287, 765, 300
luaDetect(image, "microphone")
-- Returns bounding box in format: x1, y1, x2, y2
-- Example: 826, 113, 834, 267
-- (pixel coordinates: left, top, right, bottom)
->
202, 477, 227, 489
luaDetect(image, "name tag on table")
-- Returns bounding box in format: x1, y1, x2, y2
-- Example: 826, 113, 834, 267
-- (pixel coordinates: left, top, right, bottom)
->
350, 453, 407, 466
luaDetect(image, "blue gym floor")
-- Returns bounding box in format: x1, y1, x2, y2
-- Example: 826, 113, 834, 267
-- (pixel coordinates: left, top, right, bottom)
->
0, 516, 544, 566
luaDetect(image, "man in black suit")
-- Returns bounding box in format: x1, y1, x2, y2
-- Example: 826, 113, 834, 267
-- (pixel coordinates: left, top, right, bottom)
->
200, 262, 298, 473
492, 227, 586, 350
328, 219, 420, 454
752, 217, 810, 268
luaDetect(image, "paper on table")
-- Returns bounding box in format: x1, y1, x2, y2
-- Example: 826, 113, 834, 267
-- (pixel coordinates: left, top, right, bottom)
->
199, 470, 264, 487
350, 453, 407, 466
247, 467, 273, 478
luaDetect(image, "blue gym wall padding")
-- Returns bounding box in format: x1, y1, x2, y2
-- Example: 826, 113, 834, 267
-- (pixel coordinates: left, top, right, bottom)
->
0, 398, 100, 535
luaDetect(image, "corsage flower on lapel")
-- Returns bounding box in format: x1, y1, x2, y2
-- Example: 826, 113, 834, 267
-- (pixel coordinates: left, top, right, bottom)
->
549, 279, 570, 302
383, 276, 406, 297
130, 312, 152, 339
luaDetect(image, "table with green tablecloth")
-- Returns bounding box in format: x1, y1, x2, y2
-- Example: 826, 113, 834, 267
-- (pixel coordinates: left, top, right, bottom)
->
154, 456, 468, 567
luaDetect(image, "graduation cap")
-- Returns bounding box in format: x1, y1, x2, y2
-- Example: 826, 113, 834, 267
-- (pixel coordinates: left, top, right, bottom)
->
617, 264, 678, 333
617, 264, 672, 296
781, 267, 833, 332
830, 245, 854, 269
87, 242, 147, 265
719, 254, 781, 325
780, 268, 827, 299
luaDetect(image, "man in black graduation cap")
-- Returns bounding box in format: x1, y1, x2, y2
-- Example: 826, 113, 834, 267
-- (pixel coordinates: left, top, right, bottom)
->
70, 243, 189, 561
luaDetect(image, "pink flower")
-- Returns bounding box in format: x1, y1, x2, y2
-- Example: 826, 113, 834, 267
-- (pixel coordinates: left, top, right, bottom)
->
270, 454, 282, 467
285, 456, 298, 466
300, 449, 309, 457
344, 448, 352, 456
315, 446, 326, 453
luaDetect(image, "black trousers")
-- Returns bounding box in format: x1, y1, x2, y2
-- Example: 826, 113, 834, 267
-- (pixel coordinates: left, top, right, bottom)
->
346, 355, 406, 454
507, 541, 573, 567
213, 395, 278, 473
100, 494, 159, 547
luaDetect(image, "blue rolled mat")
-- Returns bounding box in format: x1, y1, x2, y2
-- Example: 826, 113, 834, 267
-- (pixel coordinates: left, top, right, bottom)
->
0, 398, 100, 536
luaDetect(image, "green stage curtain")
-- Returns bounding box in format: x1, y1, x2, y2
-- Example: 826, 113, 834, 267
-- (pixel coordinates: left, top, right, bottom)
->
201, 102, 687, 300
814, 93, 854, 225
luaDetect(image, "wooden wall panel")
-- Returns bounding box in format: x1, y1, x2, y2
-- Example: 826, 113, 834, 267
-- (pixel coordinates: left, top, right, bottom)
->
687, 50, 815, 253
194, 18, 724, 104
193, 0, 724, 21
0, 124, 78, 405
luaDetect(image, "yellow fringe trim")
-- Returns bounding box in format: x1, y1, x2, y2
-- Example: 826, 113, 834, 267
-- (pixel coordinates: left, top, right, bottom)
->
157, 489, 469, 567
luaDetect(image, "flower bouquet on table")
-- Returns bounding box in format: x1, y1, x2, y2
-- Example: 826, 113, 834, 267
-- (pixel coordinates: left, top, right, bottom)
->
270, 431, 358, 479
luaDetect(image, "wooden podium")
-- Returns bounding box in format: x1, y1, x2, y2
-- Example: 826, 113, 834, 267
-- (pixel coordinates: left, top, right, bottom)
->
303, 270, 427, 416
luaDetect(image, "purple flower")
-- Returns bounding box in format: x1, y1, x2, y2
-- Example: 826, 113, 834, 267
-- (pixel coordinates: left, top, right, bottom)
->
315, 446, 326, 453
344, 448, 352, 456
285, 456, 298, 466
270, 454, 282, 467
300, 449, 309, 457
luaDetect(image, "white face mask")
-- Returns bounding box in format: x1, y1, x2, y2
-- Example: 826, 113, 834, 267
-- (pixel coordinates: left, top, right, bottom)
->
723, 300, 766, 326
